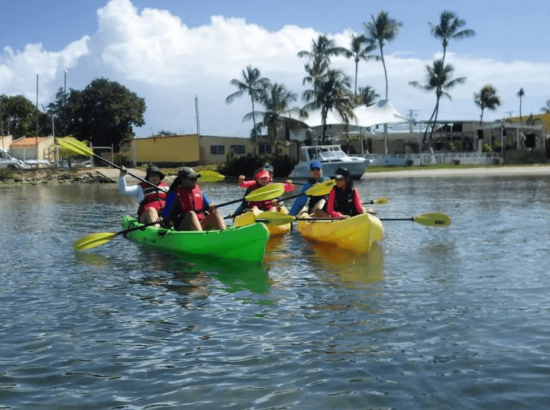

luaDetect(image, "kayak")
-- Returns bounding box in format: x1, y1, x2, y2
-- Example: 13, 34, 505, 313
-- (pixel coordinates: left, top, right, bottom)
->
297, 213, 384, 253
122, 215, 270, 262
234, 206, 292, 236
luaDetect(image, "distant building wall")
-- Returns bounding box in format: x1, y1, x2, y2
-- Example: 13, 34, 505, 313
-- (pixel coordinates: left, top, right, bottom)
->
199, 135, 290, 165
9, 136, 54, 160
121, 134, 200, 166
0, 135, 13, 151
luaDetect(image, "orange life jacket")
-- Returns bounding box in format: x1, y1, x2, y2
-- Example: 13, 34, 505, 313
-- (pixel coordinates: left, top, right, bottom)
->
138, 181, 167, 215
175, 185, 205, 221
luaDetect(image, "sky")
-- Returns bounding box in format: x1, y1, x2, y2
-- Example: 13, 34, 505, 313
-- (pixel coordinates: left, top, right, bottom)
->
1, 0, 550, 138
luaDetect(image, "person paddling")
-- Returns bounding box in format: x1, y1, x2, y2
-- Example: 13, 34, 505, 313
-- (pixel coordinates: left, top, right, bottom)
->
313, 166, 366, 219
119, 164, 167, 227
236, 167, 295, 214
289, 160, 330, 216
165, 167, 226, 232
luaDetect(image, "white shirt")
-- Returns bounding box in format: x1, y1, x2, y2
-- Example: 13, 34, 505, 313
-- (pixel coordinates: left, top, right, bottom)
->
118, 175, 145, 203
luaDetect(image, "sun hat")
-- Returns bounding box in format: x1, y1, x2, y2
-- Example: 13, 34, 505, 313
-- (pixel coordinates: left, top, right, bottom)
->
145, 165, 165, 181
309, 160, 322, 170
333, 167, 350, 180
263, 163, 274, 173
177, 166, 201, 179
255, 170, 271, 179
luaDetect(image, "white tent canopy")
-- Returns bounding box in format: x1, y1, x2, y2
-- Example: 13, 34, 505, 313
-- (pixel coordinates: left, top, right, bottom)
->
304, 100, 407, 128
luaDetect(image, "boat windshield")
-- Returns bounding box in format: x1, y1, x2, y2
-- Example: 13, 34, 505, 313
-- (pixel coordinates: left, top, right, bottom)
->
307, 146, 348, 161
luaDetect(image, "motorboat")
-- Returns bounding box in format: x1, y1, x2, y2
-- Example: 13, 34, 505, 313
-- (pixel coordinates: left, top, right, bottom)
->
288, 145, 370, 179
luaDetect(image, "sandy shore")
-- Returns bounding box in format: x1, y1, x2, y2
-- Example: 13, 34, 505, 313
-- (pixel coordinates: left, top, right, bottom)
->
362, 165, 550, 179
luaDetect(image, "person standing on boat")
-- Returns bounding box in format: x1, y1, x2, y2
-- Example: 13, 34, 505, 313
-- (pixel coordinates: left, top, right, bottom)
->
290, 161, 330, 216
165, 167, 226, 232
314, 166, 366, 219
233, 167, 295, 215
119, 165, 167, 227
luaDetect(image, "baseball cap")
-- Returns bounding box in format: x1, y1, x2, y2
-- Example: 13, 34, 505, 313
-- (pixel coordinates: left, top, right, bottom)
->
309, 161, 322, 170
178, 166, 201, 179
256, 170, 270, 179
333, 167, 350, 180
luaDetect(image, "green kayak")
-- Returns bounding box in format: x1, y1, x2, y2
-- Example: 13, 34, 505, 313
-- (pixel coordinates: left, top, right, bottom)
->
122, 215, 270, 262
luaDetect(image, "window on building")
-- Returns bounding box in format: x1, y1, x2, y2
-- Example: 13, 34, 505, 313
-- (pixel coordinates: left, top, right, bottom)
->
259, 143, 271, 154
210, 145, 225, 155
230, 145, 246, 155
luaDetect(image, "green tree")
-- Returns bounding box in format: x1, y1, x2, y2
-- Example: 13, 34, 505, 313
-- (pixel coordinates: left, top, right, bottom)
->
0, 95, 41, 138
342, 34, 378, 95
302, 69, 355, 144
225, 66, 271, 139
251, 83, 305, 147
429, 11, 475, 67
541, 100, 550, 114
46, 87, 70, 136
409, 59, 466, 147
66, 78, 146, 150
474, 85, 501, 125
517, 88, 525, 122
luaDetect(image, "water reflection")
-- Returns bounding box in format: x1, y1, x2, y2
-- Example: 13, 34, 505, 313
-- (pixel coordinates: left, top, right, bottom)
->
305, 241, 385, 287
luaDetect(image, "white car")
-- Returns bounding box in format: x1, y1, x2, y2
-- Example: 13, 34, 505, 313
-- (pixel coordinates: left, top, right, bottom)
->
0, 148, 28, 169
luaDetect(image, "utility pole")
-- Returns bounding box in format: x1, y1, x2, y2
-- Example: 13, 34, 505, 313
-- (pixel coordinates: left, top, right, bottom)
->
406, 110, 418, 133
195, 95, 200, 136
36, 74, 39, 165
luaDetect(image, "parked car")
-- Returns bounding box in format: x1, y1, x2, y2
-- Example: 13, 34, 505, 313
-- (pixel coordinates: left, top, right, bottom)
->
0, 148, 28, 169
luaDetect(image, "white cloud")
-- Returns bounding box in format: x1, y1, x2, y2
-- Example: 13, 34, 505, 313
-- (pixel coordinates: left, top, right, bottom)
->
1, 0, 549, 138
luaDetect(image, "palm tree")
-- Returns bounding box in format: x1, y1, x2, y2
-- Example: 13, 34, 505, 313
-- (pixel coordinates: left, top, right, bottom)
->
225, 66, 271, 139
298, 34, 347, 96
356, 86, 380, 107
342, 34, 378, 95
302, 69, 355, 144
251, 83, 304, 147
517, 88, 525, 122
364, 10, 402, 155
429, 11, 475, 67
409, 59, 466, 147
541, 100, 550, 114
474, 85, 501, 125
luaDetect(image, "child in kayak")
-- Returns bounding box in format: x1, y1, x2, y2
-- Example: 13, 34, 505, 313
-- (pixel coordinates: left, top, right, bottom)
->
164, 167, 226, 231
119, 164, 167, 227
313, 166, 366, 219
289, 160, 330, 216
235, 167, 295, 214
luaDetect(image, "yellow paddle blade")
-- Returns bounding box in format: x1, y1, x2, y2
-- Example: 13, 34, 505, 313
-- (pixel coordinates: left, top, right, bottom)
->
305, 179, 335, 196
73, 232, 117, 251
56, 137, 94, 157
56, 137, 89, 156
199, 170, 226, 182
413, 213, 452, 227
244, 183, 285, 202
256, 211, 296, 226
374, 197, 388, 205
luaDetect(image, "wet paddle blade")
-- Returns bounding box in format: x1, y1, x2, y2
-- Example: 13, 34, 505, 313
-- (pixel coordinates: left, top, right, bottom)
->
305, 179, 335, 196
56, 137, 94, 157
245, 183, 285, 202
256, 212, 296, 226
374, 197, 388, 205
73, 232, 117, 251
199, 170, 226, 182
413, 213, 452, 227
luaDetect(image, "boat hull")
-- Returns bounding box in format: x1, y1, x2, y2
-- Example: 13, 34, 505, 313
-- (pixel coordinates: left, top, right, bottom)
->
289, 159, 368, 180
234, 206, 292, 236
297, 213, 384, 253
122, 215, 270, 262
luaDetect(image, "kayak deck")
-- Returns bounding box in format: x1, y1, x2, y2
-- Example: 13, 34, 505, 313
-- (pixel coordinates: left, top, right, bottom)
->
122, 215, 270, 262
234, 206, 292, 236
297, 213, 384, 253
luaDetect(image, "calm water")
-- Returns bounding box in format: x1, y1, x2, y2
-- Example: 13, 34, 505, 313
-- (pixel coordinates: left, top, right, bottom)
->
1, 174, 550, 409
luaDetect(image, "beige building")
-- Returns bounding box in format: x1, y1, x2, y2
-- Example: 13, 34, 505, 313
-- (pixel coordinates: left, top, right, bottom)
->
9, 136, 55, 161
120, 134, 290, 166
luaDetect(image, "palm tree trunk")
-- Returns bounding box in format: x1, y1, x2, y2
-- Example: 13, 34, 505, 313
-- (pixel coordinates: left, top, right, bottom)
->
380, 46, 389, 155
480, 109, 484, 125
519, 97, 523, 123
354, 60, 359, 95
250, 95, 257, 138
422, 104, 438, 148
321, 108, 328, 145
429, 99, 441, 147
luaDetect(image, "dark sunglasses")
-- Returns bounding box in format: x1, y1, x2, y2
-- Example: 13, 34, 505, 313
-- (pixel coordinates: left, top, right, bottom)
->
310, 167, 321, 171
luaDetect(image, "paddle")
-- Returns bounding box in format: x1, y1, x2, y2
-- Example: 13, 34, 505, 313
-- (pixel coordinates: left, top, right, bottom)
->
200, 170, 305, 185
255, 212, 452, 228
363, 197, 388, 205
72, 183, 286, 251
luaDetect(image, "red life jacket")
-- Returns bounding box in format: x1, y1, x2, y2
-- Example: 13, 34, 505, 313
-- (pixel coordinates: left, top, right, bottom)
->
175, 185, 205, 221
138, 181, 167, 215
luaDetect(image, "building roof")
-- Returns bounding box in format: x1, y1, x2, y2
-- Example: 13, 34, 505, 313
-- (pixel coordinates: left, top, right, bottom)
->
10, 137, 48, 148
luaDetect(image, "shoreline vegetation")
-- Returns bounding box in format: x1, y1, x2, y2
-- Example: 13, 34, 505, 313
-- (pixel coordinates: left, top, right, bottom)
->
2, 163, 550, 186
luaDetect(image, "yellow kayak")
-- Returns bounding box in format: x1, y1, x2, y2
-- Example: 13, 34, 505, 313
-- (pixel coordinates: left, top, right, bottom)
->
297, 213, 384, 253
234, 206, 292, 236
